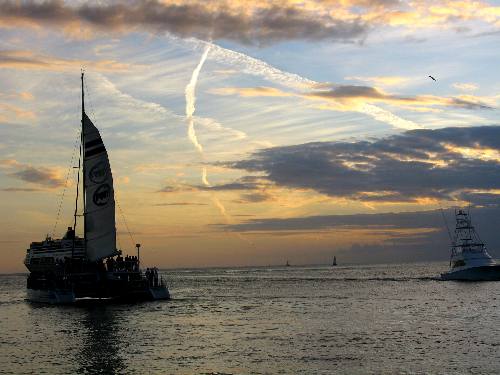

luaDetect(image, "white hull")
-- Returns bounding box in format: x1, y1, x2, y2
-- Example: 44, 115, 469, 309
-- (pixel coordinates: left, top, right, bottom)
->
27, 288, 76, 304
148, 286, 170, 300
441, 265, 500, 281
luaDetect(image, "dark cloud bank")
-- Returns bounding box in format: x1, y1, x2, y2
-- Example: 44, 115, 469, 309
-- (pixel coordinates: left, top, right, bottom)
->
0, 0, 367, 44
215, 125, 500, 263
219, 207, 500, 263
228, 125, 500, 203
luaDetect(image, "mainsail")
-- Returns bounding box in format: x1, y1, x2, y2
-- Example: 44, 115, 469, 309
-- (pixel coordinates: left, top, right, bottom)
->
83, 113, 117, 261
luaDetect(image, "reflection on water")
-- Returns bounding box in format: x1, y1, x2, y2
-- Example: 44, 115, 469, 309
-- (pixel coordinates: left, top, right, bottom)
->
2, 264, 500, 374
78, 305, 126, 375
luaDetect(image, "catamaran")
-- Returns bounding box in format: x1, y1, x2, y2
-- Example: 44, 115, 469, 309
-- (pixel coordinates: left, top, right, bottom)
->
24, 73, 170, 304
441, 208, 500, 281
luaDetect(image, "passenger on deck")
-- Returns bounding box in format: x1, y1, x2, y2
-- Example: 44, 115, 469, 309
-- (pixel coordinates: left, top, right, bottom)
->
64, 227, 75, 240
116, 255, 123, 271
106, 257, 115, 272
153, 268, 158, 287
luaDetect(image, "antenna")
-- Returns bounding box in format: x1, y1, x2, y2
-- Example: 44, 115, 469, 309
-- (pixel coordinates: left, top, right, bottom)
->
440, 208, 453, 243
136, 243, 141, 267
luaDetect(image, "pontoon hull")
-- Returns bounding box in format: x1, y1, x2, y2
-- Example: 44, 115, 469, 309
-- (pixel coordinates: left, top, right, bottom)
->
27, 285, 170, 304
26, 270, 170, 304
27, 288, 76, 304
441, 265, 500, 281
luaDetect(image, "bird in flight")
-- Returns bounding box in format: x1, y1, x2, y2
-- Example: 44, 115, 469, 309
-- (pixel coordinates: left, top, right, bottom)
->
428, 75, 436, 81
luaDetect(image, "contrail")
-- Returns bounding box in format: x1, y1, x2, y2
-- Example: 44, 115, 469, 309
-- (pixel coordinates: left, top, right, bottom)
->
360, 104, 421, 130
174, 36, 421, 130
202, 167, 210, 187
201, 166, 231, 222
184, 45, 234, 224
185, 45, 210, 153
176, 36, 314, 90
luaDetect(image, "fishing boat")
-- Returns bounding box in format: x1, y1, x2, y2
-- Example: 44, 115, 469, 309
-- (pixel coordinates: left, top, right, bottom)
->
441, 208, 500, 281
332, 256, 337, 266
24, 73, 170, 304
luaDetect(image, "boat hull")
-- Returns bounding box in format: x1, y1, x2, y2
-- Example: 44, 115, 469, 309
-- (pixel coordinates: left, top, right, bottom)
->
27, 288, 76, 304
27, 285, 170, 304
26, 270, 170, 304
149, 286, 170, 300
441, 265, 500, 281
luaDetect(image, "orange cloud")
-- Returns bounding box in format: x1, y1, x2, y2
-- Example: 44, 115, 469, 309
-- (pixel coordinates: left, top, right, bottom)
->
0, 50, 133, 72
0, 159, 65, 188
345, 75, 412, 87
453, 83, 479, 91
210, 86, 293, 97
0, 102, 36, 121
213, 84, 495, 113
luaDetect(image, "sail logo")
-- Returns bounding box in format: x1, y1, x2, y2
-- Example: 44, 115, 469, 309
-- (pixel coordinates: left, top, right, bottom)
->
89, 162, 107, 184
93, 184, 111, 206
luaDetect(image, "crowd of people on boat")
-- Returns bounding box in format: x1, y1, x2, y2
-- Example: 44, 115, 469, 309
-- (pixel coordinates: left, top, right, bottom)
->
52, 254, 163, 287
145, 267, 160, 287
106, 255, 139, 272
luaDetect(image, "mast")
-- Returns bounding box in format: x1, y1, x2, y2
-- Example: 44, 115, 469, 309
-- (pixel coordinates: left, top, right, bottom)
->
71, 75, 84, 258
81, 71, 87, 253
71, 72, 85, 258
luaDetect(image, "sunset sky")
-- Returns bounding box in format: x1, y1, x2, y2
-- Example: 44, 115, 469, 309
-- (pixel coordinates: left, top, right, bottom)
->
1, 0, 499, 272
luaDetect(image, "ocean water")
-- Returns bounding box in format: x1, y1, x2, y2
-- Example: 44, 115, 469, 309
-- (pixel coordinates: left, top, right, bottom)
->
1, 262, 500, 374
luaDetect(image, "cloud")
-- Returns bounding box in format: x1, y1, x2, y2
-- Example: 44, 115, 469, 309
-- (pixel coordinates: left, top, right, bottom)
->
457, 191, 500, 207
157, 185, 180, 193
0, 0, 368, 44
0, 49, 132, 71
0, 91, 34, 100
345, 76, 411, 87
0, 159, 65, 188
154, 202, 208, 206
0, 187, 43, 192
217, 208, 449, 232
234, 191, 274, 203
210, 84, 495, 130
158, 179, 260, 193
213, 85, 495, 111
214, 204, 500, 261
11, 166, 65, 187
156, 177, 277, 205
180, 37, 422, 130
305, 85, 495, 110
0, 102, 36, 122
210, 86, 293, 97
225, 125, 500, 203
453, 82, 479, 91
2, 0, 499, 45
0, 159, 19, 167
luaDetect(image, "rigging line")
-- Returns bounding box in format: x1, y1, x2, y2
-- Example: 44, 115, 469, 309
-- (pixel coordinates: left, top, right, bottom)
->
439, 206, 454, 268
467, 207, 485, 245
51, 122, 82, 237
84, 75, 99, 127
116, 196, 136, 249
440, 207, 453, 243
116, 229, 123, 253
